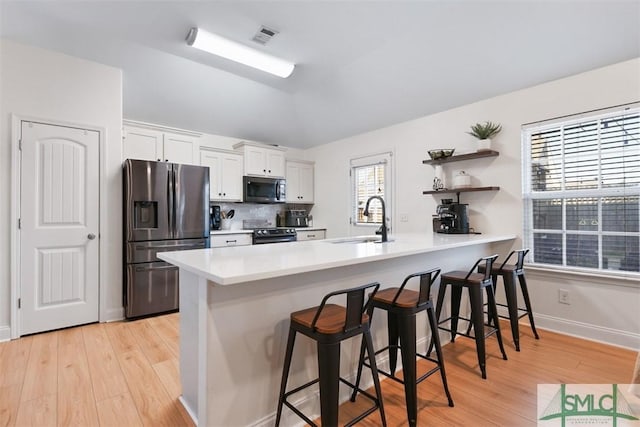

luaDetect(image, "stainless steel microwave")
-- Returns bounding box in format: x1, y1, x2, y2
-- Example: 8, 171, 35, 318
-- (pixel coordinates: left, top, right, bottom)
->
243, 176, 286, 203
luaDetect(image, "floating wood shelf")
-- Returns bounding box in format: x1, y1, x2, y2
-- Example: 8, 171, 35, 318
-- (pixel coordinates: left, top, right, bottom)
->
422, 150, 499, 165
423, 186, 500, 203
422, 186, 500, 195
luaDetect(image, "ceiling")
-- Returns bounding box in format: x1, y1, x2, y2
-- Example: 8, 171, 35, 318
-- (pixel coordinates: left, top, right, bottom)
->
1, 1, 639, 149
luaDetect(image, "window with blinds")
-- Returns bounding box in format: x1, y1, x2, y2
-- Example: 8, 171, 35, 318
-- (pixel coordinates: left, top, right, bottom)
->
523, 105, 640, 273
351, 152, 392, 226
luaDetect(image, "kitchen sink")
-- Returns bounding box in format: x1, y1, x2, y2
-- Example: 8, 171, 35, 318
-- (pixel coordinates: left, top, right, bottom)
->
327, 236, 393, 244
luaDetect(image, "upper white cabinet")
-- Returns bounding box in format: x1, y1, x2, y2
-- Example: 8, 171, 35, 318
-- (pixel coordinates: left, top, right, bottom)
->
200, 149, 243, 202
123, 124, 196, 165
233, 142, 286, 178
286, 160, 315, 203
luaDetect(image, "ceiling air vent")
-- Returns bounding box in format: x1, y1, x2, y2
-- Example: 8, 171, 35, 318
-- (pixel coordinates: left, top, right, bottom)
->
252, 26, 279, 45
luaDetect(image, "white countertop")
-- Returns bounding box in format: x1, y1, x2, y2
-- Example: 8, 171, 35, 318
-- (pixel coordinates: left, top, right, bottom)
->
159, 232, 515, 286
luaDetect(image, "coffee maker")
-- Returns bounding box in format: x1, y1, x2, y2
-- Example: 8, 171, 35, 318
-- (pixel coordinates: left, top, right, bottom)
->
432, 199, 469, 234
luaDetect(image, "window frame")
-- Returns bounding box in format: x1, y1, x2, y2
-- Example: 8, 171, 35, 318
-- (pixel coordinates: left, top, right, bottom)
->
350, 152, 393, 229
522, 104, 640, 276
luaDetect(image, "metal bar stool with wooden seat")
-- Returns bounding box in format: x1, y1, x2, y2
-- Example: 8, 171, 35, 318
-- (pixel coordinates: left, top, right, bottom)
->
275, 282, 386, 427
351, 268, 454, 427
477, 248, 540, 351
429, 255, 508, 379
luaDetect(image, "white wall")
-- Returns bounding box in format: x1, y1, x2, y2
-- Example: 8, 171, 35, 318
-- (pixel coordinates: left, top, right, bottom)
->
0, 39, 123, 339
307, 58, 640, 349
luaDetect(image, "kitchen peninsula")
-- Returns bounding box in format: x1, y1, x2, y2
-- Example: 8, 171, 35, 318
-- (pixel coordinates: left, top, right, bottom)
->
159, 233, 516, 426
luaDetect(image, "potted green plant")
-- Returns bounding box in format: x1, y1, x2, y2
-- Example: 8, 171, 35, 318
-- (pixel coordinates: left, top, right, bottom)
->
467, 121, 502, 151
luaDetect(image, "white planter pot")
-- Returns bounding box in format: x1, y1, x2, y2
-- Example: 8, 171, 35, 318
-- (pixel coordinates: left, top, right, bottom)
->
477, 138, 492, 151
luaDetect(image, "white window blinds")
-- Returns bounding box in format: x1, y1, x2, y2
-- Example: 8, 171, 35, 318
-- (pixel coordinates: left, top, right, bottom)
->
523, 105, 640, 273
351, 152, 392, 225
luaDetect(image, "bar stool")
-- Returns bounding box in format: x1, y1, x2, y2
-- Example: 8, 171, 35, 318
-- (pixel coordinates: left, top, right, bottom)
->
429, 255, 508, 379
351, 268, 454, 427
478, 248, 540, 351
275, 282, 386, 427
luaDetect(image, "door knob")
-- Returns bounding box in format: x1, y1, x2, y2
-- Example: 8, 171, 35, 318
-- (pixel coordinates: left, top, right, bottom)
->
87, 233, 96, 240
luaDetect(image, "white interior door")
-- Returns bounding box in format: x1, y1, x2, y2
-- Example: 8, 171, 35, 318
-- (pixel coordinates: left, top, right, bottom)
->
20, 121, 100, 335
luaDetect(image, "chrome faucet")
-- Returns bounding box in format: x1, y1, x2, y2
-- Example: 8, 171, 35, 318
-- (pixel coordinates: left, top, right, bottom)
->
363, 196, 388, 242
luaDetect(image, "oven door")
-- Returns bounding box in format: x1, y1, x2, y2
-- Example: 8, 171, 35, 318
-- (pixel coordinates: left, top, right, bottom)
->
253, 235, 297, 244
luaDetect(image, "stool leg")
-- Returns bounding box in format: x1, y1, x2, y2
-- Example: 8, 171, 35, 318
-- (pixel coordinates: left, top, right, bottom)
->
468, 285, 487, 379
486, 283, 508, 361
364, 329, 387, 427
388, 311, 400, 375
351, 305, 375, 402
518, 272, 540, 339
487, 274, 499, 327
317, 341, 341, 427
350, 335, 367, 403
427, 282, 448, 357
426, 305, 454, 407
503, 271, 521, 351
450, 285, 463, 343
276, 328, 297, 426
398, 313, 418, 427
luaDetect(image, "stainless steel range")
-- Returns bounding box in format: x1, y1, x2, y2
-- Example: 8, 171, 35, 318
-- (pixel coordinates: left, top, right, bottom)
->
252, 228, 297, 244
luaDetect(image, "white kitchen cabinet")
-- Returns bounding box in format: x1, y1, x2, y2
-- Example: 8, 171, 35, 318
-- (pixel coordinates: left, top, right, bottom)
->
200, 149, 243, 202
234, 142, 286, 178
123, 125, 195, 164
286, 160, 314, 203
296, 229, 325, 241
210, 233, 252, 248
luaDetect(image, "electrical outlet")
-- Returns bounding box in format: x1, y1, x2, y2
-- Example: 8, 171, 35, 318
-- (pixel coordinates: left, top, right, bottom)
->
400, 213, 409, 222
558, 289, 570, 305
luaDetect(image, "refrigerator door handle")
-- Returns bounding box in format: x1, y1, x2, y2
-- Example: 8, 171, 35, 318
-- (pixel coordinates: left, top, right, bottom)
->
135, 265, 177, 272
134, 242, 204, 250
167, 167, 175, 239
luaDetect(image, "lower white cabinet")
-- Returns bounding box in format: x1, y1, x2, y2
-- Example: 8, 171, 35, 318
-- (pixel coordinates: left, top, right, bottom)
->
296, 229, 326, 241
210, 233, 252, 248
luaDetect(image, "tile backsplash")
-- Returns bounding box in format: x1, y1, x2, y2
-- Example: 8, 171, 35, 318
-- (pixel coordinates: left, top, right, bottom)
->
212, 203, 312, 230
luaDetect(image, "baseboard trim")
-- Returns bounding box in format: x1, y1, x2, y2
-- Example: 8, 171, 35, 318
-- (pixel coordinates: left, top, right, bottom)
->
534, 313, 640, 350
178, 396, 198, 426
102, 307, 124, 323
0, 326, 11, 342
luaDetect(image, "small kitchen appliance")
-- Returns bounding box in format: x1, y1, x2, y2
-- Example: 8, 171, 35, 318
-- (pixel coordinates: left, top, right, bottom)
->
285, 209, 309, 227
432, 199, 470, 234
210, 204, 221, 230
243, 176, 286, 203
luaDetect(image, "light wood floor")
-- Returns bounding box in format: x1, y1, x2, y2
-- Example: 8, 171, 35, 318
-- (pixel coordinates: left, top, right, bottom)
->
0, 314, 636, 426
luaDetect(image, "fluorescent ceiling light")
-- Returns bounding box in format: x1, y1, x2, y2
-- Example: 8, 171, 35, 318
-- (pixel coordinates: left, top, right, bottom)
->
186, 27, 295, 78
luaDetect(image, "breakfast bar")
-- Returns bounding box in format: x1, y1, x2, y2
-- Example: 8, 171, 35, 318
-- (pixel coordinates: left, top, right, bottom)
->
159, 233, 516, 426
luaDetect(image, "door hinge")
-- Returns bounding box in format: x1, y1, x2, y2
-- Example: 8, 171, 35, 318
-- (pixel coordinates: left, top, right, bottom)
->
18, 218, 21, 229
18, 298, 21, 309
18, 139, 22, 151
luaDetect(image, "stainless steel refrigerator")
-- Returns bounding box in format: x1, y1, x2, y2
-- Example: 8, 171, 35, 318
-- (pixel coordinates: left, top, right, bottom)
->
123, 159, 209, 318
